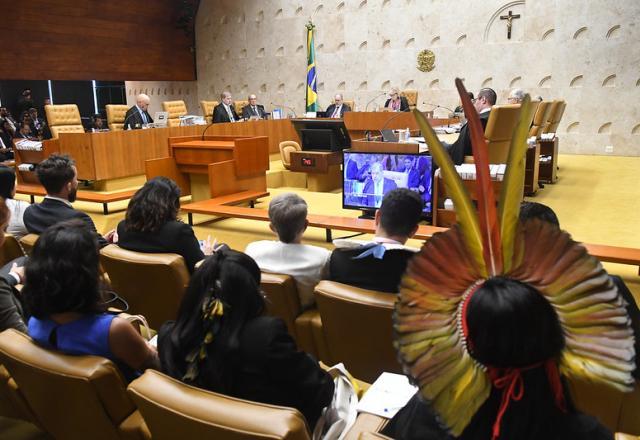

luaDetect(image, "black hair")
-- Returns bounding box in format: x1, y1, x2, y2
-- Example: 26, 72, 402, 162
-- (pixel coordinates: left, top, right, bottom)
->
379, 188, 423, 237
23, 219, 101, 319
124, 177, 181, 233
0, 165, 16, 199
478, 88, 497, 106
519, 202, 560, 227
36, 154, 76, 194
159, 249, 264, 392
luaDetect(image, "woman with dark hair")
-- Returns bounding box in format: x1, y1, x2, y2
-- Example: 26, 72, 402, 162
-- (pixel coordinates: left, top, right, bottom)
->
0, 165, 29, 238
116, 176, 209, 272
159, 249, 334, 428
24, 220, 158, 381
0, 197, 27, 332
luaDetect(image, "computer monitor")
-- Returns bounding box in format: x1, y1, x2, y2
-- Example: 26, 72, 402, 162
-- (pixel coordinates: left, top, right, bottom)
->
291, 118, 351, 151
342, 151, 433, 219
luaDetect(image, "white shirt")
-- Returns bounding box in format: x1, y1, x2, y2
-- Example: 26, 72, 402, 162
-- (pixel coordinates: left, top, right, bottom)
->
5, 198, 29, 239
245, 240, 331, 309
44, 195, 72, 207
224, 103, 235, 122
332, 105, 342, 118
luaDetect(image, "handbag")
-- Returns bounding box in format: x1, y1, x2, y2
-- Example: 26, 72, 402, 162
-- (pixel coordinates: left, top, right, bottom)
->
313, 363, 359, 440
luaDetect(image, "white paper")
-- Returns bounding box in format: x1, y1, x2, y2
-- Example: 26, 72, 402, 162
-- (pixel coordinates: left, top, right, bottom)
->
356, 372, 417, 418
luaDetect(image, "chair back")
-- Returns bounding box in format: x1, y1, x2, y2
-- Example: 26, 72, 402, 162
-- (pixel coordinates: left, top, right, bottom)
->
99, 245, 190, 328
19, 233, 39, 255
0, 329, 142, 440
0, 363, 35, 422
529, 101, 552, 138
314, 280, 400, 382
545, 100, 566, 133
0, 234, 25, 267
279, 141, 301, 170
200, 100, 219, 123
343, 99, 355, 111
162, 100, 188, 127
45, 104, 84, 138
401, 89, 418, 110
483, 104, 522, 163
261, 272, 302, 340
105, 104, 129, 131
128, 369, 311, 440
234, 100, 249, 117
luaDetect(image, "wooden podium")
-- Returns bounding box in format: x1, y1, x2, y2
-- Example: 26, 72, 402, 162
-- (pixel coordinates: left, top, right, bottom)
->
289, 150, 343, 192
145, 135, 269, 202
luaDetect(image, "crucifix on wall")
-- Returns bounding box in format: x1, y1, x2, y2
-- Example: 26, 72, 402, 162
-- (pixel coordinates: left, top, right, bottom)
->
500, 10, 521, 39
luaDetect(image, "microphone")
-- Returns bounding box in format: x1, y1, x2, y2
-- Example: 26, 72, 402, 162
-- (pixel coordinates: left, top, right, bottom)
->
379, 111, 412, 140
270, 103, 297, 118
423, 102, 456, 114
365, 92, 387, 111
122, 111, 138, 130
201, 112, 216, 140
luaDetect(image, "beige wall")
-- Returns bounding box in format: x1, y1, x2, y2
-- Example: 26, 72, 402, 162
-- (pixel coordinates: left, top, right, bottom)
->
195, 0, 640, 156
124, 81, 199, 117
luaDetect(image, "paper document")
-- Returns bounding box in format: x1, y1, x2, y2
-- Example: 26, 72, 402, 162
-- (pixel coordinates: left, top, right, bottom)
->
356, 372, 417, 418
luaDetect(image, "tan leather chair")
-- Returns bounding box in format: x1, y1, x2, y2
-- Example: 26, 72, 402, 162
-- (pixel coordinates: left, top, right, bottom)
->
401, 89, 418, 110
0, 363, 35, 422
545, 100, 567, 134
343, 99, 355, 111
44, 104, 85, 138
99, 245, 190, 329
234, 100, 249, 117
482, 104, 523, 163
128, 369, 310, 440
529, 101, 552, 138
19, 233, 39, 255
0, 329, 149, 440
616, 434, 640, 440
162, 100, 188, 127
279, 140, 302, 170
359, 432, 393, 440
314, 281, 400, 382
200, 100, 219, 124
0, 234, 25, 267
106, 104, 129, 131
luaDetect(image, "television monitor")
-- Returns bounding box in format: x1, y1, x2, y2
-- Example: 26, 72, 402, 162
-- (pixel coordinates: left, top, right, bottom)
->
291, 118, 351, 151
342, 151, 433, 218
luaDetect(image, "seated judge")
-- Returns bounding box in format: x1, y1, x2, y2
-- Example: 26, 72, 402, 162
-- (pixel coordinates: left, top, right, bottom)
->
363, 161, 397, 208
328, 188, 422, 293
124, 93, 153, 130
241, 94, 266, 119
508, 88, 525, 104
213, 91, 240, 123
443, 87, 496, 165
325, 94, 351, 118
384, 87, 410, 112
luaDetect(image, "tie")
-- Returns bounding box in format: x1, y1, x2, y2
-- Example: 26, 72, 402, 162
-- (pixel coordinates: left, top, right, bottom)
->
333, 106, 340, 118
253, 106, 258, 116
226, 105, 235, 122
141, 111, 148, 124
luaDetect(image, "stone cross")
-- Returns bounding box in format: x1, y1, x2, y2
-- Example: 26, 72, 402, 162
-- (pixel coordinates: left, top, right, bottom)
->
500, 10, 521, 39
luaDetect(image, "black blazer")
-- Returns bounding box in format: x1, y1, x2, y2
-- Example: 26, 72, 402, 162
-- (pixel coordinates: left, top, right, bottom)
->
123, 106, 154, 130
384, 96, 410, 112
241, 104, 266, 120
213, 103, 240, 123
325, 103, 351, 118
116, 220, 204, 273
445, 110, 491, 165
23, 198, 107, 247
328, 246, 415, 293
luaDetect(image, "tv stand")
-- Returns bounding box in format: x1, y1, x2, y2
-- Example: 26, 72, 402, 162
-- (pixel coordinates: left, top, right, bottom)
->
358, 209, 376, 220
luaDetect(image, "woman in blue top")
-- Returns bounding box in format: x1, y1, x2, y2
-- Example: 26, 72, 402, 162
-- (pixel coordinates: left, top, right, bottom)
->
23, 219, 159, 381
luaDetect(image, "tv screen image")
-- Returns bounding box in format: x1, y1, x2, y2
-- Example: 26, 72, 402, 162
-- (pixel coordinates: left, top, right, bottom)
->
343, 151, 433, 215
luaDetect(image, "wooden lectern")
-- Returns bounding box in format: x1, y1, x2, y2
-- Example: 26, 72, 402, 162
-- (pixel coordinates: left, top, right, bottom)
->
145, 135, 269, 202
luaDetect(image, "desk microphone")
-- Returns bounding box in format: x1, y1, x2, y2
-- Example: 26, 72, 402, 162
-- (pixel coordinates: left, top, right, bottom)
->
365, 92, 386, 111
122, 112, 138, 130
270, 103, 297, 118
201, 113, 215, 140
422, 102, 456, 114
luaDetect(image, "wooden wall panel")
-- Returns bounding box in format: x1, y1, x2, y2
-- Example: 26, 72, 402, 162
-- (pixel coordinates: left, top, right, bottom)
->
0, 0, 196, 81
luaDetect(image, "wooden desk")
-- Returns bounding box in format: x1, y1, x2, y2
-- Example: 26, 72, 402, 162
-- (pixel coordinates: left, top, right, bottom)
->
198, 119, 299, 154
525, 143, 541, 195
539, 137, 558, 183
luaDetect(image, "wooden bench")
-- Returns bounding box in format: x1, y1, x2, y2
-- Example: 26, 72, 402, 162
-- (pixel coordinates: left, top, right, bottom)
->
16, 184, 137, 215
180, 190, 270, 225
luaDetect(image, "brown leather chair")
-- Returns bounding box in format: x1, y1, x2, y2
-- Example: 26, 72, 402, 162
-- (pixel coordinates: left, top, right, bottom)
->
44, 104, 85, 138
106, 104, 129, 131
0, 234, 25, 267
0, 363, 35, 422
19, 233, 39, 255
200, 100, 219, 124
314, 281, 400, 383
234, 100, 249, 117
544, 100, 567, 134
616, 434, 640, 440
529, 101, 552, 138
162, 100, 188, 127
128, 369, 311, 440
482, 104, 523, 163
343, 99, 355, 111
0, 329, 149, 440
279, 140, 302, 170
401, 89, 418, 110
99, 245, 190, 329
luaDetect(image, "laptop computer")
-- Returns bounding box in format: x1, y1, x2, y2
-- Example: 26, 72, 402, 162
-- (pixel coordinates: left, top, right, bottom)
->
154, 111, 169, 127
380, 129, 399, 142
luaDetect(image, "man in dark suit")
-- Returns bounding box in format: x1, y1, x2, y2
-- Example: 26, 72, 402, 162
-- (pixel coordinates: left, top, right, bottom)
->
23, 154, 107, 246
325, 94, 351, 118
213, 91, 240, 123
401, 157, 420, 191
362, 162, 397, 208
328, 188, 423, 293
123, 94, 154, 130
241, 94, 266, 120
444, 88, 496, 165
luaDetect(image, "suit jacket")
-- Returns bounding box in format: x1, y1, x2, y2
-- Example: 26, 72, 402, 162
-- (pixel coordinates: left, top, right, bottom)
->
241, 104, 266, 120
325, 103, 351, 118
116, 220, 204, 273
23, 197, 107, 247
405, 168, 420, 190
123, 106, 154, 130
213, 103, 240, 123
0, 277, 26, 333
384, 96, 410, 112
446, 109, 491, 165
363, 177, 397, 208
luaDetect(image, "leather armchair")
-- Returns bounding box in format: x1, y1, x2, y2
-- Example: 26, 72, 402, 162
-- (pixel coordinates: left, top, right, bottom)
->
343, 100, 355, 111
482, 104, 523, 163
401, 90, 418, 110
529, 101, 552, 138
19, 233, 39, 255
0, 234, 25, 267
99, 245, 190, 329
234, 100, 249, 117
0, 329, 149, 440
44, 104, 85, 138
106, 104, 129, 131
200, 100, 219, 124
544, 100, 567, 134
162, 100, 188, 127
279, 140, 302, 170
0, 363, 35, 422
314, 280, 400, 383
128, 369, 311, 440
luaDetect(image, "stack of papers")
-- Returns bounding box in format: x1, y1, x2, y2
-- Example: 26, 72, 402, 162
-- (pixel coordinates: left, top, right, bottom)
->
356, 372, 417, 418
15, 139, 43, 151
435, 164, 507, 181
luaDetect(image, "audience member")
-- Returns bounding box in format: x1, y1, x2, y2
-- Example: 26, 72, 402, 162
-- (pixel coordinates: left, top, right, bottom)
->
0, 198, 27, 333
325, 94, 351, 118
0, 108, 18, 132
28, 107, 46, 139
508, 88, 525, 104
0, 122, 14, 158
16, 88, 35, 115
24, 220, 159, 381
213, 91, 239, 123
91, 113, 107, 131
159, 249, 334, 428
15, 123, 34, 140
241, 94, 266, 119
245, 193, 330, 309
0, 166, 29, 238
384, 87, 410, 112
23, 154, 107, 246
116, 177, 209, 273
124, 93, 153, 130
329, 188, 422, 292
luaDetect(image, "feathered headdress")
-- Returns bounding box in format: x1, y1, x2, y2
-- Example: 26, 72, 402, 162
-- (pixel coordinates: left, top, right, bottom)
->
393, 79, 635, 437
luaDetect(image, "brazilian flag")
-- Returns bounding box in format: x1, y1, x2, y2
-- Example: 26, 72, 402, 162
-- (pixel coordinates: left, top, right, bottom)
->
305, 22, 318, 112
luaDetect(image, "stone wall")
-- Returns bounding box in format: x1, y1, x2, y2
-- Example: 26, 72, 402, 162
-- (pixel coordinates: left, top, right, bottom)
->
124, 81, 199, 117
195, 0, 640, 155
